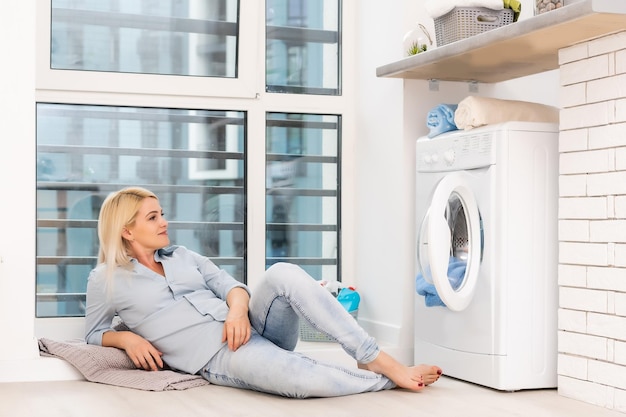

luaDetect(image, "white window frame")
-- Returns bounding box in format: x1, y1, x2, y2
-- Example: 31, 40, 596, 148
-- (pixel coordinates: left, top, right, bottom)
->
36, 0, 261, 99
33, 0, 357, 342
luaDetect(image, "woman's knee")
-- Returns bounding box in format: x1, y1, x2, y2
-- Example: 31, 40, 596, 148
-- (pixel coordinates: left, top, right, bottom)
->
264, 262, 306, 283
267, 262, 302, 274
261, 262, 319, 295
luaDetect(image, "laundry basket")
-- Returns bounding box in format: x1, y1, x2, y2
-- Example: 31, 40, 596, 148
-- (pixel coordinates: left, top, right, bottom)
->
434, 7, 514, 46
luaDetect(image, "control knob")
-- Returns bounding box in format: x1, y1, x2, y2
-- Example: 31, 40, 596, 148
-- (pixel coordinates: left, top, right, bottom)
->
443, 149, 455, 165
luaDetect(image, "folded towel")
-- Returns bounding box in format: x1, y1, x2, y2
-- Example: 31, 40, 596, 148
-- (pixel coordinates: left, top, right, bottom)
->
39, 338, 210, 391
454, 96, 559, 130
425, 0, 503, 19
427, 104, 459, 138
415, 258, 467, 307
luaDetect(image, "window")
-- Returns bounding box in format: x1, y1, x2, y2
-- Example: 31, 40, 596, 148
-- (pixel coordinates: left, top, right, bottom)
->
266, 0, 340, 95
38, 0, 259, 98
50, 0, 239, 78
266, 113, 340, 280
35, 0, 347, 328
36, 104, 245, 317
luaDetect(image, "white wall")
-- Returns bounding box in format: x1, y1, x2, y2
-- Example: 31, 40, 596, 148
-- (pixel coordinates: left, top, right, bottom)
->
353, 0, 409, 360
0, 1, 74, 381
0, 1, 36, 356
354, 0, 559, 365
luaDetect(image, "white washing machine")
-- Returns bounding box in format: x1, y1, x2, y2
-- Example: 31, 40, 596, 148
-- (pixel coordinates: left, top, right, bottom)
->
414, 121, 558, 391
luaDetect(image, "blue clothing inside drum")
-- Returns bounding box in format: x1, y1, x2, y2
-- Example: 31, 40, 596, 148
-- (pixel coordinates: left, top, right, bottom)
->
415, 257, 466, 307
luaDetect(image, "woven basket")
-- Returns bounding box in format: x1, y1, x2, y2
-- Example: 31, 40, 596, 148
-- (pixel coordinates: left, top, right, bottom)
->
299, 310, 358, 342
434, 7, 514, 46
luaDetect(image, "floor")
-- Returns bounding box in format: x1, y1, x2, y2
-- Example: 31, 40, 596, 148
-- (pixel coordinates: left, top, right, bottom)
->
2, 374, 625, 417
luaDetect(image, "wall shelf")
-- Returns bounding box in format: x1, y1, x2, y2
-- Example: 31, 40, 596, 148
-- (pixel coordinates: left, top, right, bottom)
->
376, 0, 626, 83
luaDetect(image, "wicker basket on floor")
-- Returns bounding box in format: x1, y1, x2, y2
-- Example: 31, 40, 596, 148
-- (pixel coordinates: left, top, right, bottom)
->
434, 7, 514, 46
299, 310, 358, 342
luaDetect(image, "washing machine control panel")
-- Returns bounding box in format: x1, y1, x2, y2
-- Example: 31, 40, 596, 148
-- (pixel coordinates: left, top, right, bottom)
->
443, 149, 455, 164
416, 130, 497, 172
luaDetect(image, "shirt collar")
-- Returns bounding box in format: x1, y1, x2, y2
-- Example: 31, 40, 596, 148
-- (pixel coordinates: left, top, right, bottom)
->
156, 245, 178, 258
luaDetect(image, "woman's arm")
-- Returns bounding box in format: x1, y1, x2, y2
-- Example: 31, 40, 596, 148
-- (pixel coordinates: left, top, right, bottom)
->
102, 330, 164, 371
222, 287, 251, 351
85, 268, 163, 371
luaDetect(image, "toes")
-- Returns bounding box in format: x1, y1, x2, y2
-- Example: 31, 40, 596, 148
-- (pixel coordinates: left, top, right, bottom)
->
423, 375, 439, 385
420, 365, 443, 385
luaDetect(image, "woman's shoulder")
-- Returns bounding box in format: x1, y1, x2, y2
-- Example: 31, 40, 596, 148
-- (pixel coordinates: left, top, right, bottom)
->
88, 263, 106, 278
86, 263, 109, 289
88, 262, 134, 284
159, 245, 212, 269
158, 245, 202, 263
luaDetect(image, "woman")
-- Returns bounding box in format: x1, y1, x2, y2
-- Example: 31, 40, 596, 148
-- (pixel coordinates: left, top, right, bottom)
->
85, 186, 442, 398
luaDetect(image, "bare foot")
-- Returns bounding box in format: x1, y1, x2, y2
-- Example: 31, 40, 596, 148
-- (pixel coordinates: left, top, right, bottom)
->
358, 352, 442, 391
416, 363, 443, 385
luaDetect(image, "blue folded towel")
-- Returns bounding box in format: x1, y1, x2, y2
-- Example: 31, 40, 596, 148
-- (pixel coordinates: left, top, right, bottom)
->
415, 257, 467, 307
426, 104, 458, 138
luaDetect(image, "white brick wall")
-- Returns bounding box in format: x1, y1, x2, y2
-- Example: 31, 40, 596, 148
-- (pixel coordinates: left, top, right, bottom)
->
558, 31, 626, 413
559, 197, 606, 219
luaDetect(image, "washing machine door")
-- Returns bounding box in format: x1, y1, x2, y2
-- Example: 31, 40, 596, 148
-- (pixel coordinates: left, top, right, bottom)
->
417, 172, 482, 311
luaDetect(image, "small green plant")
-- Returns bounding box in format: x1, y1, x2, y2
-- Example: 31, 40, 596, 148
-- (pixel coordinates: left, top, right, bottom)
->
407, 41, 428, 56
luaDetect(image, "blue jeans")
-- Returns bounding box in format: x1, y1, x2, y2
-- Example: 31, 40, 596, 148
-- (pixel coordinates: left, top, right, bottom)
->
200, 262, 395, 398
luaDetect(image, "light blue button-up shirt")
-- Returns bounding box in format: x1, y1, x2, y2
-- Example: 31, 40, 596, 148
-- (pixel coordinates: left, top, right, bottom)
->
85, 245, 249, 374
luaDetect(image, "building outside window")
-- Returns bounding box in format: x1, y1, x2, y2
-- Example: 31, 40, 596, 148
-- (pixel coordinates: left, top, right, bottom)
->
35, 0, 348, 331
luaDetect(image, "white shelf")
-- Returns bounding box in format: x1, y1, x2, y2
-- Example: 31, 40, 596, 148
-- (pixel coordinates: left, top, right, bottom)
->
376, 0, 626, 83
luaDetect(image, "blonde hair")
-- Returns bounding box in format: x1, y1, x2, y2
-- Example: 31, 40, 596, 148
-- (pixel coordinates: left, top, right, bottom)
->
97, 187, 159, 276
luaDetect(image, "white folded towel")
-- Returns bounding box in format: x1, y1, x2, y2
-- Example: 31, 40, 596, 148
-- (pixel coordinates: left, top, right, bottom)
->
425, 0, 504, 19
454, 96, 559, 130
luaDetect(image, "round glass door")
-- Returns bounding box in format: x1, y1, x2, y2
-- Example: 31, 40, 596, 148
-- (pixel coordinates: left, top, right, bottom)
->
417, 172, 482, 311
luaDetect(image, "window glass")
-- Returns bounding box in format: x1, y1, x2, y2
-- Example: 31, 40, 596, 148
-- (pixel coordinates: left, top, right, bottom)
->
51, 0, 239, 77
266, 0, 341, 95
266, 112, 340, 280
36, 103, 246, 317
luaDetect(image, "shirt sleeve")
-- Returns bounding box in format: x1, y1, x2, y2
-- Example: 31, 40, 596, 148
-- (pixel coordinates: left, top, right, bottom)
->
186, 248, 250, 300
84, 267, 117, 345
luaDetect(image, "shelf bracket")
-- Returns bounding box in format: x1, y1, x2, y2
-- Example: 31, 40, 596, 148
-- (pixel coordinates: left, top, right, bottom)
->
428, 79, 439, 92
468, 81, 479, 93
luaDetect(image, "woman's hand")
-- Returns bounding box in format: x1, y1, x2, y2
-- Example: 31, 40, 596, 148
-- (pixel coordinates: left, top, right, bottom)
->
223, 287, 251, 351
103, 330, 163, 371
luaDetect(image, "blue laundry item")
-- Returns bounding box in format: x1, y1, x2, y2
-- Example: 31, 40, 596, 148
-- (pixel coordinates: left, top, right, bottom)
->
426, 104, 459, 138
337, 288, 360, 312
415, 257, 467, 307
